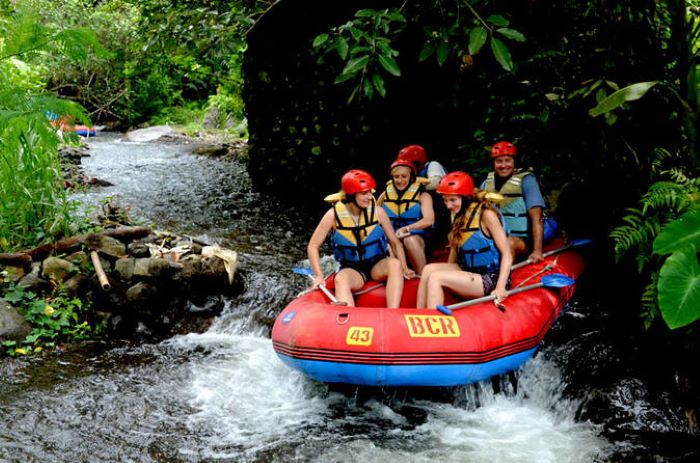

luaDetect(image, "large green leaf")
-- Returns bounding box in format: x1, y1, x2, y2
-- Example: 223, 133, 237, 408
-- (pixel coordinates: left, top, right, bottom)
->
469, 27, 487, 54
490, 37, 513, 72
496, 28, 526, 42
589, 81, 658, 117
377, 54, 401, 76
335, 37, 349, 60
653, 207, 700, 255
658, 247, 700, 329
340, 55, 370, 76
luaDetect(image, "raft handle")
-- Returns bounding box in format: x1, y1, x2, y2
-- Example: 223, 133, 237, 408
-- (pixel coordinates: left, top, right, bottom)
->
336, 313, 350, 325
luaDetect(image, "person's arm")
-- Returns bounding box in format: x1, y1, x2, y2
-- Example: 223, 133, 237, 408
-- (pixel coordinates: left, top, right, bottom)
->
521, 175, 546, 263
482, 209, 512, 303
425, 161, 447, 190
528, 206, 544, 263
307, 209, 334, 287
447, 246, 458, 264
376, 191, 386, 207
378, 208, 414, 278
397, 192, 435, 237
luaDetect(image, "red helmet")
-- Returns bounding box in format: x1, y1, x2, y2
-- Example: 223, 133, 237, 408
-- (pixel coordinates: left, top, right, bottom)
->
390, 158, 417, 175
341, 169, 376, 195
436, 171, 474, 196
491, 141, 517, 158
397, 145, 427, 168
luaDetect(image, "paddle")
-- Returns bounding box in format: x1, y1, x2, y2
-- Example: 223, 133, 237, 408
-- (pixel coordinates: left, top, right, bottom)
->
436, 273, 576, 315
511, 238, 592, 270
292, 267, 348, 306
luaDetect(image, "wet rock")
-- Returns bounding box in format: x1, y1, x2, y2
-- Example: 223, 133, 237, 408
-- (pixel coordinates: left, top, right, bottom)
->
133, 258, 174, 277
42, 257, 77, 282
115, 257, 135, 280
65, 251, 90, 272
0, 300, 31, 342
203, 106, 221, 129
63, 274, 88, 295
127, 240, 151, 258
59, 145, 89, 162
86, 234, 126, 257
2, 265, 26, 282
192, 143, 228, 157
124, 125, 177, 143
17, 263, 48, 292
126, 282, 156, 302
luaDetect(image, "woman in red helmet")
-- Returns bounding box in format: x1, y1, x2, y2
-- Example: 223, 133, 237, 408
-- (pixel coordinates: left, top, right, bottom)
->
377, 159, 435, 274
397, 144, 446, 191
416, 171, 512, 309
307, 169, 414, 308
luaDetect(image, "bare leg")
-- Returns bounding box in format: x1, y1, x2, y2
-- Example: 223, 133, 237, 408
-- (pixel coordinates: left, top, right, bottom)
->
416, 262, 460, 308
426, 269, 484, 309
402, 235, 427, 274
508, 236, 529, 262
371, 257, 404, 308
333, 268, 365, 306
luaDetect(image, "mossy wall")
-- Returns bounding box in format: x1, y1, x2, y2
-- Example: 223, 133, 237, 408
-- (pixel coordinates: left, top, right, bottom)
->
243, 0, 472, 203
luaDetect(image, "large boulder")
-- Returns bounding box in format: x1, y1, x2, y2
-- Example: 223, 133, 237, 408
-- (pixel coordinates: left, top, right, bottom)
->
124, 125, 178, 143
0, 300, 31, 342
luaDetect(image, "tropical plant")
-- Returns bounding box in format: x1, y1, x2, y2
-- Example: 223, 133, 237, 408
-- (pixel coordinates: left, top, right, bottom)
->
312, 2, 526, 103
0, 2, 106, 251
1, 278, 100, 356
611, 163, 699, 329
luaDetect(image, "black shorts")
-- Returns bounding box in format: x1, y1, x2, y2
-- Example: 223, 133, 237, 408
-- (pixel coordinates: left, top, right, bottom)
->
341, 259, 381, 282
481, 272, 511, 294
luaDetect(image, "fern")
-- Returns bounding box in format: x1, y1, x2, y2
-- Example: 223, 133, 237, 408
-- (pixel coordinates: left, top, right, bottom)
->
640, 273, 660, 330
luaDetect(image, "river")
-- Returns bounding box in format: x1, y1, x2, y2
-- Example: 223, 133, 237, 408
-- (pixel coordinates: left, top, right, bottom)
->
0, 133, 692, 462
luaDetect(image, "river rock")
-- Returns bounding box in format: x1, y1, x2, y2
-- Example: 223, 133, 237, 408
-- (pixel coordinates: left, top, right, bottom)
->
126, 282, 156, 302
42, 257, 77, 282
63, 274, 88, 295
0, 300, 31, 341
133, 258, 175, 277
203, 106, 221, 129
192, 143, 228, 157
86, 234, 126, 257
127, 241, 150, 258
115, 257, 135, 280
2, 265, 26, 282
124, 125, 177, 143
65, 251, 90, 272
17, 263, 48, 292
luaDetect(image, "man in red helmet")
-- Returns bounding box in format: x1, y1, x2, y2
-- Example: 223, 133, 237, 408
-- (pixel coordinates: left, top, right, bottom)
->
307, 169, 414, 308
397, 144, 446, 191
481, 141, 554, 264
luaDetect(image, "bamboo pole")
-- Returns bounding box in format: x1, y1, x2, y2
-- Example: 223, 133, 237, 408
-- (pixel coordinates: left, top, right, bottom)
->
90, 251, 111, 291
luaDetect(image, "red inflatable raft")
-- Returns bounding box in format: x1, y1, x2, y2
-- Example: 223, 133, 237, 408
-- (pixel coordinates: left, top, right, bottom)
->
272, 238, 586, 387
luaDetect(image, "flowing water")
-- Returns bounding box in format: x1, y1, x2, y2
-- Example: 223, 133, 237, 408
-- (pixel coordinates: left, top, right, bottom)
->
0, 134, 692, 462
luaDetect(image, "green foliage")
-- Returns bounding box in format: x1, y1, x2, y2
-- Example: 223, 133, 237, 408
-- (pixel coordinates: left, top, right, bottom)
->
612, 163, 699, 329
40, 0, 268, 127
0, 2, 104, 252
1, 279, 100, 356
313, 2, 527, 102
313, 8, 406, 103
589, 81, 659, 117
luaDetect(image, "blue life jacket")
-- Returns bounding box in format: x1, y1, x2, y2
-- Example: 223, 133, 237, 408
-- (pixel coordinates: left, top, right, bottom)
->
381, 179, 428, 236
483, 169, 532, 238
331, 198, 388, 267
455, 202, 502, 275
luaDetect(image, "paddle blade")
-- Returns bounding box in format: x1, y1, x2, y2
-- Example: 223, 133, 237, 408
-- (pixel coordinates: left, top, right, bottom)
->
569, 238, 593, 247
541, 273, 576, 287
436, 305, 453, 315
292, 267, 314, 277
